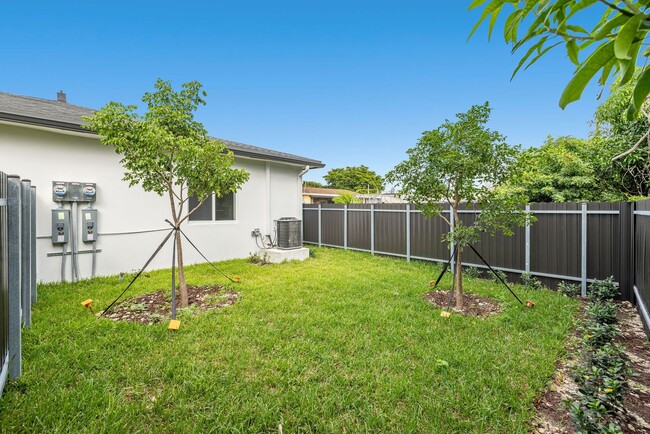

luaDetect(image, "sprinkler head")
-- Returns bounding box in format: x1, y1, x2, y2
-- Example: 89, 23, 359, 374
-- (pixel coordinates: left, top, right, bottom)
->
526, 300, 535, 308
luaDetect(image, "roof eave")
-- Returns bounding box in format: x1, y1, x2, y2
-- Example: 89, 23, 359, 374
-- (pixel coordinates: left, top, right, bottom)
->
0, 112, 326, 168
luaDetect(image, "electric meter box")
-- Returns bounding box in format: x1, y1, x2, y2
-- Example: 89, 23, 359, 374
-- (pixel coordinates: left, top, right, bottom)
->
51, 209, 71, 244
82, 209, 98, 243
52, 181, 96, 203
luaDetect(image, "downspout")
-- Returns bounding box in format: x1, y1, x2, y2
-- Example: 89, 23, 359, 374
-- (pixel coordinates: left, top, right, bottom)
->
298, 165, 310, 215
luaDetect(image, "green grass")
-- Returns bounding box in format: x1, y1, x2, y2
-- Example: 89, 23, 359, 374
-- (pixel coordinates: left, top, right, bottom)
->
0, 247, 578, 433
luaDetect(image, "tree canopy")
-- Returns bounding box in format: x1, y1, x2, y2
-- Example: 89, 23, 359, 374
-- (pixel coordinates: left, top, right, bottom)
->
386, 102, 529, 308
324, 165, 384, 193
84, 79, 249, 306
470, 0, 650, 114
500, 76, 650, 202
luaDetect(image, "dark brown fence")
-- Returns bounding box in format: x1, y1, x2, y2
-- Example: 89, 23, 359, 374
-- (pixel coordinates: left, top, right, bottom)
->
303, 202, 633, 300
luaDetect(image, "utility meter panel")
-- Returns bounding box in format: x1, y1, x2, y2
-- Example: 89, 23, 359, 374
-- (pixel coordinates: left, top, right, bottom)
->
51, 209, 71, 244
82, 209, 98, 243
52, 181, 97, 202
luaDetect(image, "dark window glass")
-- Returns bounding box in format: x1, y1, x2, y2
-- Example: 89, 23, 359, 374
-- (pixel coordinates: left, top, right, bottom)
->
188, 195, 213, 221
215, 193, 234, 221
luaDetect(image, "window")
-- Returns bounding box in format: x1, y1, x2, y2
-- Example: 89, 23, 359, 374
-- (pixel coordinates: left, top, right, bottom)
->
188, 192, 235, 221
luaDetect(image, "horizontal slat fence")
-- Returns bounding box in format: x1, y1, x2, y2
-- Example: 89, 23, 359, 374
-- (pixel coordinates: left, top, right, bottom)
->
303, 202, 632, 300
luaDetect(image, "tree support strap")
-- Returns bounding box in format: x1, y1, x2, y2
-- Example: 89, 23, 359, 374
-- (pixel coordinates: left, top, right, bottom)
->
100, 228, 176, 317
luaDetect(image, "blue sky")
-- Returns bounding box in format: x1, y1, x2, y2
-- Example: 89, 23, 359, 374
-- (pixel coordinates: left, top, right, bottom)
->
1, 1, 606, 184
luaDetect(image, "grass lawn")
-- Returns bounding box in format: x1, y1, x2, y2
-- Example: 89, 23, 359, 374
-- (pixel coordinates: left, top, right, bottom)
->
0, 247, 578, 433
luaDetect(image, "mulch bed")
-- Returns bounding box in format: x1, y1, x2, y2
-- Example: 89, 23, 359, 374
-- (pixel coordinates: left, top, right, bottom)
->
103, 284, 239, 325
532, 300, 650, 433
424, 290, 501, 317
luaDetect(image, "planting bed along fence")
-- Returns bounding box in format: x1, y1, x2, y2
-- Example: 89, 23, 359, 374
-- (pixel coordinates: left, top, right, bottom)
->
303, 200, 650, 333
0, 172, 37, 398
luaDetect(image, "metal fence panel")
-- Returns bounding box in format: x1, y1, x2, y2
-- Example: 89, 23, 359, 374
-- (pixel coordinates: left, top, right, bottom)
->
409, 212, 449, 261
321, 207, 344, 247
347, 209, 371, 251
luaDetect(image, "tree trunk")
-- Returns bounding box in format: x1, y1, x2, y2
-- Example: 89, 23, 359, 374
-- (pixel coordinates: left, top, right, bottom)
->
455, 248, 463, 309
175, 229, 189, 307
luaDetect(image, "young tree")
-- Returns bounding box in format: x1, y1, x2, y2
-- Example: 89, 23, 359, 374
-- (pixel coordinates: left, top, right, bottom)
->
470, 1, 650, 115
332, 192, 361, 204
324, 165, 384, 193
84, 79, 249, 307
386, 103, 530, 309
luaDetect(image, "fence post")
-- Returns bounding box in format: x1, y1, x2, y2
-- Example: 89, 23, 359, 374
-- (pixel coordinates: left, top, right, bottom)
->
581, 202, 588, 297
617, 201, 634, 301
525, 204, 531, 273
343, 204, 348, 250
30, 186, 36, 304
7, 176, 21, 379
317, 204, 322, 247
406, 204, 411, 262
20, 180, 31, 327
370, 204, 375, 255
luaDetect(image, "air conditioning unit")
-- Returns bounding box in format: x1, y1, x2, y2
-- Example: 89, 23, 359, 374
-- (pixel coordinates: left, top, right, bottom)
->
275, 217, 302, 249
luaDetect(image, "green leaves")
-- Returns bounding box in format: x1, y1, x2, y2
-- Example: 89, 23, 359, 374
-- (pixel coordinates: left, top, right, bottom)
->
470, 0, 650, 114
614, 13, 645, 59
560, 41, 615, 109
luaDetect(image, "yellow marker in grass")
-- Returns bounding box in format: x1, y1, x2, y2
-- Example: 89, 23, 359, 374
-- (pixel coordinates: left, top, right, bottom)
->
81, 299, 95, 315
233, 276, 241, 283
440, 311, 451, 318
168, 320, 181, 331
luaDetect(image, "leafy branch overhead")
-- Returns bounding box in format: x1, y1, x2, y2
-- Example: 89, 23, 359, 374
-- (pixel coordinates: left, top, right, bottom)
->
469, 0, 650, 114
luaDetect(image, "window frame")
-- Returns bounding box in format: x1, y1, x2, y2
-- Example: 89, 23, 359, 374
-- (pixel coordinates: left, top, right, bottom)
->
187, 192, 237, 224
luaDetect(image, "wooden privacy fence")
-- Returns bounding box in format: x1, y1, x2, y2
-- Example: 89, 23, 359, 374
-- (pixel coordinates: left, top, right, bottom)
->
303, 202, 634, 300
0, 172, 36, 398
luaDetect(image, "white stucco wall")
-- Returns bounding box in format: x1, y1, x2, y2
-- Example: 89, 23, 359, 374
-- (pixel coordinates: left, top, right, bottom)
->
0, 122, 305, 283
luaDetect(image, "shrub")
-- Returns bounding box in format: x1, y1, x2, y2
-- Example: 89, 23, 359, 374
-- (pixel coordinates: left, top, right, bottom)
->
587, 300, 618, 325
248, 251, 270, 265
589, 277, 619, 301
521, 272, 543, 290
558, 281, 581, 297
583, 322, 619, 349
463, 266, 482, 278
488, 269, 508, 283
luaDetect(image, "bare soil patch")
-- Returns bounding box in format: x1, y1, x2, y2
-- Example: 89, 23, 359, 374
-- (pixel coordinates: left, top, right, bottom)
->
424, 290, 501, 317
532, 300, 650, 433
104, 284, 239, 325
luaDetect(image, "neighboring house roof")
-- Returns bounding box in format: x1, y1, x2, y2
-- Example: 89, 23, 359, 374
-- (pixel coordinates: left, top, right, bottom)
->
302, 187, 357, 198
0, 91, 325, 168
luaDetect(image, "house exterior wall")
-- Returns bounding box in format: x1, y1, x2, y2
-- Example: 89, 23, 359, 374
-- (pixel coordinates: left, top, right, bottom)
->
0, 122, 304, 283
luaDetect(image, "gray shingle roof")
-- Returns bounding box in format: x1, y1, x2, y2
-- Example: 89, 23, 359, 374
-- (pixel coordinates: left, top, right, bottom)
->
0, 91, 324, 168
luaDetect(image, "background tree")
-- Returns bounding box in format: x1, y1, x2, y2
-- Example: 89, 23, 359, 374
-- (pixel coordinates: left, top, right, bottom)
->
499, 76, 650, 202
84, 79, 249, 307
470, 0, 650, 115
386, 103, 530, 309
303, 180, 325, 188
332, 192, 361, 204
503, 136, 621, 202
324, 165, 385, 193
